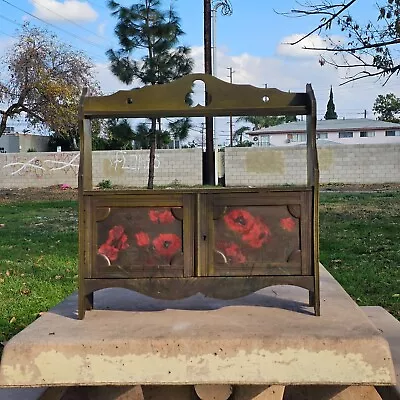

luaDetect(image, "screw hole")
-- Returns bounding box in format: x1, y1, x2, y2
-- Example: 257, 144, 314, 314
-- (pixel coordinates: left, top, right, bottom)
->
262, 96, 269, 103
127, 98, 133, 104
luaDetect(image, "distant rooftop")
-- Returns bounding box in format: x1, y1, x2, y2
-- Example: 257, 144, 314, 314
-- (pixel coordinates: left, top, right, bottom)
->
249, 118, 400, 135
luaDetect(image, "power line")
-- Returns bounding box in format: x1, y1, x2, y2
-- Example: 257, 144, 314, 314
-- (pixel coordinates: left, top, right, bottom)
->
30, 0, 105, 41
0, 28, 16, 39
0, 13, 24, 28
86, 0, 111, 12
0, 16, 107, 62
1, 0, 108, 53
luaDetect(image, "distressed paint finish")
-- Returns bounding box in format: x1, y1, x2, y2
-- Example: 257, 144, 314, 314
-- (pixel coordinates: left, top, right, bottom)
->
78, 75, 320, 318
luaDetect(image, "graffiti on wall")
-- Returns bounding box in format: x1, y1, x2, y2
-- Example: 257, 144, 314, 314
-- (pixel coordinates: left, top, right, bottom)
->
109, 151, 160, 172
44, 153, 79, 175
2, 153, 80, 178
3, 157, 46, 177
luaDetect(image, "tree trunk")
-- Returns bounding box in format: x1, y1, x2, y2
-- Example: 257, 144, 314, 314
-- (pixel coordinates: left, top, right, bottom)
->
0, 113, 8, 137
147, 118, 157, 189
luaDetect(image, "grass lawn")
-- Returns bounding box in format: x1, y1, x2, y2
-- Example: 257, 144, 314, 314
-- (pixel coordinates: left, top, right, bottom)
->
0, 191, 399, 355
0, 200, 78, 353
319, 191, 400, 319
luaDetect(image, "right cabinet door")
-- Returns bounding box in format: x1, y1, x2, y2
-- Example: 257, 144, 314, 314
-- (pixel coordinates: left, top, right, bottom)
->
199, 190, 312, 277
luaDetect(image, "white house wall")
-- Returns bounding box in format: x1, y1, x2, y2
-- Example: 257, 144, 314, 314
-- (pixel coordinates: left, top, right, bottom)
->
257, 130, 400, 147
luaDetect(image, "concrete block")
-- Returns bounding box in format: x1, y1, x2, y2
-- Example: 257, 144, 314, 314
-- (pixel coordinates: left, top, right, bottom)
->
362, 306, 400, 400
0, 267, 395, 388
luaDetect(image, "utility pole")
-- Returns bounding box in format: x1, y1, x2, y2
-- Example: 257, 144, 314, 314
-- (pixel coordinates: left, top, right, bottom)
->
203, 0, 233, 185
227, 66, 234, 147
204, 0, 214, 185
201, 122, 205, 151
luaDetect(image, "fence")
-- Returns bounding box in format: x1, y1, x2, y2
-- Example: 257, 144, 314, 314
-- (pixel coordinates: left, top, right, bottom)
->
1, 144, 399, 188
0, 149, 202, 188
224, 144, 400, 186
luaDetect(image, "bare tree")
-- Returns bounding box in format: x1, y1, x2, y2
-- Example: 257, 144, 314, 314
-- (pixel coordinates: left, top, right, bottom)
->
281, 1, 400, 84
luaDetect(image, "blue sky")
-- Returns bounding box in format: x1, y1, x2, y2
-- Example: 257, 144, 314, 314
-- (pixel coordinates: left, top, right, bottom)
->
0, 1, 398, 144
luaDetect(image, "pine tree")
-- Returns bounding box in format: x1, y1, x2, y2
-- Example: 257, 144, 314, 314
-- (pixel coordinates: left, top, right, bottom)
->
324, 86, 338, 120
107, 0, 194, 188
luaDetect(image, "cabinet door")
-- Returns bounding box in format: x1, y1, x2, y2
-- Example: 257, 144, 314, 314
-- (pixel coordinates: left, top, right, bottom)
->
199, 191, 312, 277
89, 194, 194, 278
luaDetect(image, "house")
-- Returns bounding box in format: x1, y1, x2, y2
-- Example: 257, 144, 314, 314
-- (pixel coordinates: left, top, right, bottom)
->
0, 128, 49, 153
248, 118, 400, 147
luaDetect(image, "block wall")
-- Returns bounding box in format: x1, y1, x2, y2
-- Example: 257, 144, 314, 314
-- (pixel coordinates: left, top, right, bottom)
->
0, 149, 202, 188
1, 144, 399, 189
224, 144, 400, 186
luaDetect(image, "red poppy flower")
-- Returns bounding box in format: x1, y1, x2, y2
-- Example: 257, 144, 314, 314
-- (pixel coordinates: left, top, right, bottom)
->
153, 233, 181, 257
280, 217, 296, 232
98, 225, 129, 263
135, 231, 150, 247
224, 209, 255, 234
242, 220, 271, 248
98, 243, 119, 262
218, 241, 246, 264
107, 225, 125, 242
148, 209, 175, 224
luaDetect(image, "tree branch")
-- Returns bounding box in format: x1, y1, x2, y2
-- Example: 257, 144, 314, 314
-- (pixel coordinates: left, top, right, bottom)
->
289, 0, 357, 44
302, 37, 400, 52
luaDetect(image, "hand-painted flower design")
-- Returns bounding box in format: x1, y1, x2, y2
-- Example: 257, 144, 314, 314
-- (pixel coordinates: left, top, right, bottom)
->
98, 225, 129, 263
135, 231, 150, 247
280, 217, 296, 232
153, 233, 181, 257
218, 241, 246, 264
224, 209, 255, 234
98, 244, 119, 262
242, 219, 271, 248
148, 209, 175, 224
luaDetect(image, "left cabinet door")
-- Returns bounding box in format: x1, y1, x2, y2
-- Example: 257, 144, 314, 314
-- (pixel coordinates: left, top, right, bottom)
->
88, 193, 195, 278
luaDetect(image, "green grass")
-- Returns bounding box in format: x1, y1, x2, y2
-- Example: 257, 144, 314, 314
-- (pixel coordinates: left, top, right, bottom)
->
0, 192, 399, 356
0, 201, 78, 351
320, 191, 400, 319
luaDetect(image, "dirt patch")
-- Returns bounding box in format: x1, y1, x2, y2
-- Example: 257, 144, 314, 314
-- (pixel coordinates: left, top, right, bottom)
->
321, 183, 400, 192
0, 183, 399, 204
0, 185, 78, 204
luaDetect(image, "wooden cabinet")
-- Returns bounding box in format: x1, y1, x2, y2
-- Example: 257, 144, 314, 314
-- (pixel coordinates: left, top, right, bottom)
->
78, 74, 320, 318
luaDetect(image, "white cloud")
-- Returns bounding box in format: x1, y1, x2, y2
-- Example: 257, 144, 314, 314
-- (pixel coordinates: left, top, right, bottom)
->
94, 63, 132, 94
93, 44, 400, 145
277, 33, 343, 59
30, 0, 98, 22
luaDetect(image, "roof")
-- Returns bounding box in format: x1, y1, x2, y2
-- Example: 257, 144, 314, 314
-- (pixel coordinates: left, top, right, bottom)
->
248, 118, 400, 135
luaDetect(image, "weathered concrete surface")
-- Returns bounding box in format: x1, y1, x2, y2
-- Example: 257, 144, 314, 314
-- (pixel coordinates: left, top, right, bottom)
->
0, 266, 396, 388
363, 306, 400, 400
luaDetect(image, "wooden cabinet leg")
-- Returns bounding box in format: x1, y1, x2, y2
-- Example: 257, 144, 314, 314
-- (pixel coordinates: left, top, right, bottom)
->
78, 292, 93, 320
308, 290, 315, 307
